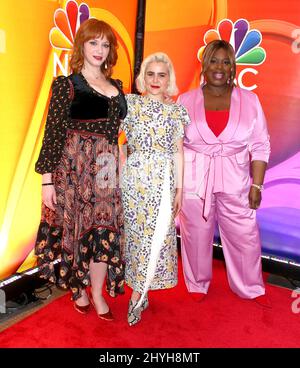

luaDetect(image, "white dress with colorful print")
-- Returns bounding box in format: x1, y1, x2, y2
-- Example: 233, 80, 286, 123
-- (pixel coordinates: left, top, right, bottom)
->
120, 94, 190, 304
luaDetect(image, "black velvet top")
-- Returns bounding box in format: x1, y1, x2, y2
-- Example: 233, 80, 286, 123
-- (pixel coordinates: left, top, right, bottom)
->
35, 73, 127, 174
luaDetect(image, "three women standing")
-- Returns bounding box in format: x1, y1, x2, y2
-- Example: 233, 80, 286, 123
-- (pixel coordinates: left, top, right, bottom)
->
35, 19, 271, 330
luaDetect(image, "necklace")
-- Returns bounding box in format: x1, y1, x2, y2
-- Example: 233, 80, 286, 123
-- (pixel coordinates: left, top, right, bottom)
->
89, 73, 104, 81
81, 67, 104, 81
205, 86, 229, 97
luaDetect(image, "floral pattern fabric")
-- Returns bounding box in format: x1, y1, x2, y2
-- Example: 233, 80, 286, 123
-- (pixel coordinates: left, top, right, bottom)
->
35, 74, 126, 300
120, 94, 190, 293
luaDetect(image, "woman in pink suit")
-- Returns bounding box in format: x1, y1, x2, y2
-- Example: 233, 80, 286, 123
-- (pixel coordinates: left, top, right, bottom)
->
177, 40, 271, 307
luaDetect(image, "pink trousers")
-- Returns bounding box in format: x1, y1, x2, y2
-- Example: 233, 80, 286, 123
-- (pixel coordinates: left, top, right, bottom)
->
179, 192, 265, 299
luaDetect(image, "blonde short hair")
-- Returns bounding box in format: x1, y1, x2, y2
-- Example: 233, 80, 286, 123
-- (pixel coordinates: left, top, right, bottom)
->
136, 52, 178, 96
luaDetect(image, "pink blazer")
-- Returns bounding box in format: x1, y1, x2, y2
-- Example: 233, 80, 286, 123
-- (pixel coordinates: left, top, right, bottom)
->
177, 87, 270, 219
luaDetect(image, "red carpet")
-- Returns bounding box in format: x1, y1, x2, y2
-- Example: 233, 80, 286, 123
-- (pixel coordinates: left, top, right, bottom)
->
0, 259, 299, 348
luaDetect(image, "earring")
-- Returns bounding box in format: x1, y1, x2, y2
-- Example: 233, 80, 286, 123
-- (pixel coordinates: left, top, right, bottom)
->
104, 62, 108, 70
227, 70, 234, 84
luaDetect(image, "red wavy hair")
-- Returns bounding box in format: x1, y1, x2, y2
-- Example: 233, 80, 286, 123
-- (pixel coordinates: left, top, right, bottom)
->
70, 18, 118, 78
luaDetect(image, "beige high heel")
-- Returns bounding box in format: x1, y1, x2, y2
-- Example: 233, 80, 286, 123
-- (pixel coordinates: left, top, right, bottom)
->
141, 294, 149, 311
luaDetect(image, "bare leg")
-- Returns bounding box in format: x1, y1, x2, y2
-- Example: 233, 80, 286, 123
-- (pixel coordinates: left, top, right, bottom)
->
89, 260, 109, 314
75, 289, 90, 306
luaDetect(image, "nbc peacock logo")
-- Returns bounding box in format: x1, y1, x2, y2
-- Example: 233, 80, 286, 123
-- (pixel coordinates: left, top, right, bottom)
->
49, 0, 90, 76
198, 19, 266, 90
49, 0, 90, 50
48, 0, 134, 88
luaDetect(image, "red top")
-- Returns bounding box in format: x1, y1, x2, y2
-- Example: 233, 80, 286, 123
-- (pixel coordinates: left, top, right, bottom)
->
205, 110, 229, 137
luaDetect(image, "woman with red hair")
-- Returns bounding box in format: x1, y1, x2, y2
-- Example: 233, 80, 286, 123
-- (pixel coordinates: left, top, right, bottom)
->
34, 19, 127, 320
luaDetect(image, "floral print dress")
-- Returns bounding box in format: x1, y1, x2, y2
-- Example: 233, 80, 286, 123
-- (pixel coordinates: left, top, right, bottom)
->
34, 73, 127, 300
120, 94, 190, 302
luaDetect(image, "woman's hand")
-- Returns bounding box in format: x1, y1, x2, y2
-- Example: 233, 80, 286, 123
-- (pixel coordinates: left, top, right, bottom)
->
249, 160, 266, 210
174, 189, 183, 217
42, 185, 57, 211
248, 186, 262, 210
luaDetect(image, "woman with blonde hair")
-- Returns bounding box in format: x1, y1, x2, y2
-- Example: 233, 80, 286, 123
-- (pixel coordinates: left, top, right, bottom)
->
35, 18, 127, 320
121, 52, 190, 326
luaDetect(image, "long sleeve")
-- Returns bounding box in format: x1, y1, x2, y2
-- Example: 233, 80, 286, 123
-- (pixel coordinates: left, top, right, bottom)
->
248, 94, 271, 163
35, 76, 72, 174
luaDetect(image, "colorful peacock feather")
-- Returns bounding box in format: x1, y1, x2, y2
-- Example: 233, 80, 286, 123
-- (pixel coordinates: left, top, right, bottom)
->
197, 18, 266, 65
49, 1, 90, 50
